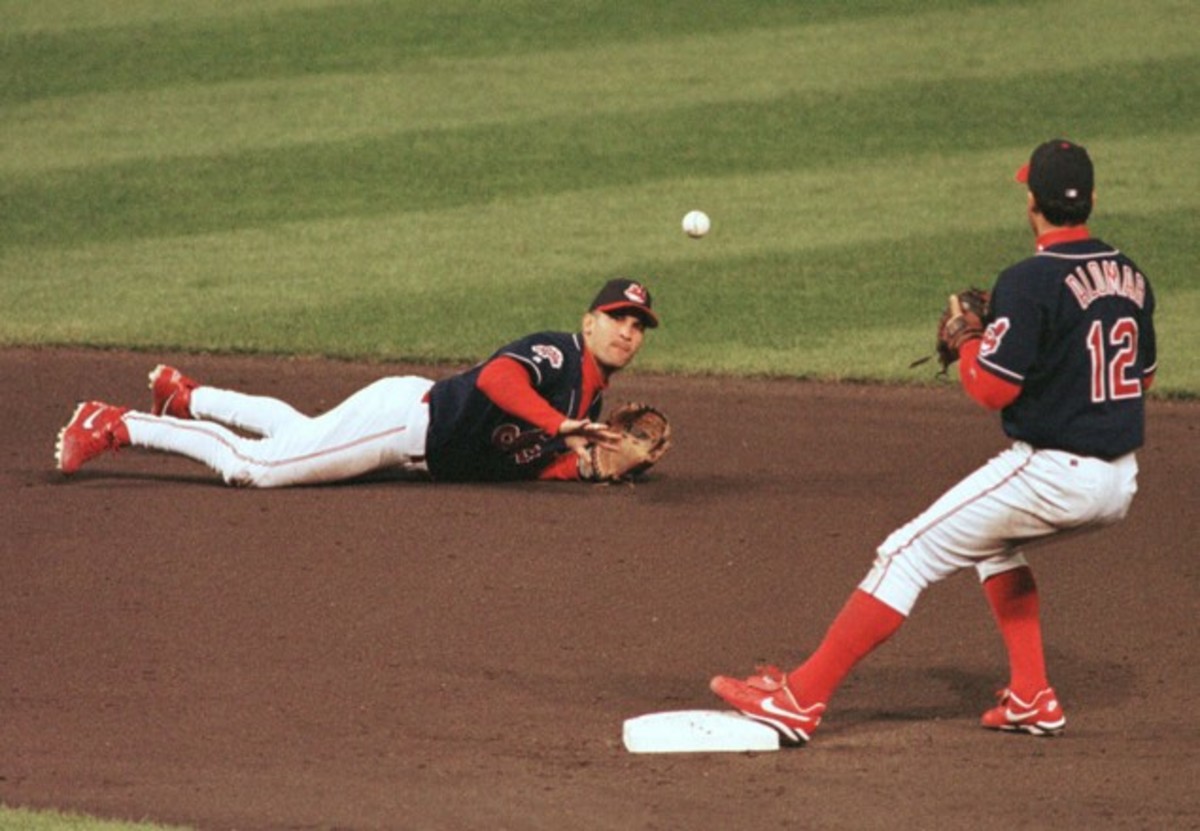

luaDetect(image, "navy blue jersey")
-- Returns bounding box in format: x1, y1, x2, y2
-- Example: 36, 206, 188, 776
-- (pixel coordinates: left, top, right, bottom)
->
424, 331, 603, 481
976, 237, 1156, 459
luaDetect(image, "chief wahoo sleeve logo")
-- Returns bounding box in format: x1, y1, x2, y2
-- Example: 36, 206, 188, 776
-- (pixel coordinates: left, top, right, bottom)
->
980, 317, 1010, 357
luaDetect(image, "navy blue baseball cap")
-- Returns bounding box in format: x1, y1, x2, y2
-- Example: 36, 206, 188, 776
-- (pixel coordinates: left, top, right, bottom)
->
1016, 139, 1094, 207
589, 278, 659, 327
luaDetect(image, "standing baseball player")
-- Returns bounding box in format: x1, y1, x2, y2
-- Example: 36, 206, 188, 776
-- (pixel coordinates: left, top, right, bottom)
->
55, 278, 663, 486
711, 139, 1157, 744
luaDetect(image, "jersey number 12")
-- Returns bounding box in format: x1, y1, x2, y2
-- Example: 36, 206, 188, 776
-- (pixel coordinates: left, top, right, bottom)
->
1086, 317, 1141, 403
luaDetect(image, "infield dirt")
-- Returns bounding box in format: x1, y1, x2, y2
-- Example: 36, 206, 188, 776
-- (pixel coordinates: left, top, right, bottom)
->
3, 347, 1197, 830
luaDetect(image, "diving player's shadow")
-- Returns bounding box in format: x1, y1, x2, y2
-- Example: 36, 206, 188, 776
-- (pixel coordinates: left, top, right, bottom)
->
45, 465, 434, 489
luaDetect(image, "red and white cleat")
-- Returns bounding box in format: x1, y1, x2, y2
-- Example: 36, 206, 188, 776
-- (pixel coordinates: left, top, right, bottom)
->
981, 687, 1066, 736
148, 364, 199, 419
55, 401, 130, 474
710, 665, 826, 746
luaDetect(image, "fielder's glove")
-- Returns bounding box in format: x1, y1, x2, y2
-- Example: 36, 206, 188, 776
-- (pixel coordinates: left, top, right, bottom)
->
935, 288, 992, 372
579, 402, 672, 482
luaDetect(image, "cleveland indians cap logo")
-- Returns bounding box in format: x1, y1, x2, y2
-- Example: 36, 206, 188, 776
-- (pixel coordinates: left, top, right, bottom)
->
624, 283, 650, 305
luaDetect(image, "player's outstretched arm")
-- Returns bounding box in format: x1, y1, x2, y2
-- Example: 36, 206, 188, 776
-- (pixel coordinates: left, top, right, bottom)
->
475, 356, 568, 434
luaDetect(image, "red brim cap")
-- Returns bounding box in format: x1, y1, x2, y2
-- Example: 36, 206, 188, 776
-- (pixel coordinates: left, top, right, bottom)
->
594, 301, 659, 328
1015, 163, 1030, 183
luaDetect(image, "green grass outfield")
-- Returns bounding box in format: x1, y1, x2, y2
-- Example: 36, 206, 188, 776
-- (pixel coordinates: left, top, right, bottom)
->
0, 0, 1196, 825
2, 0, 1196, 395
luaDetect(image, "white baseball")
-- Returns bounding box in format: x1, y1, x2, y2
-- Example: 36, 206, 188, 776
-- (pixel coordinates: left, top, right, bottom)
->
682, 210, 711, 238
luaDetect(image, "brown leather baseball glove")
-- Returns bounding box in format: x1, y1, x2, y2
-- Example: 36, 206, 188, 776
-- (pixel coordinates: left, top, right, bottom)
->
580, 403, 672, 482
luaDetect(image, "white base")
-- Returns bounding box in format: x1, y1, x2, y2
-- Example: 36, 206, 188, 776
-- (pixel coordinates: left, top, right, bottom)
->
622, 709, 780, 753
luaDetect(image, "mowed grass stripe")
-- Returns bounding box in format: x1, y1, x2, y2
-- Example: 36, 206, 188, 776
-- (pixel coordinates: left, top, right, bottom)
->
0, 0, 1000, 103
3, 55, 1196, 252
4, 135, 1194, 371
7, 207, 1193, 386
6, 134, 1189, 292
1, 0, 345, 34
5, 0, 1195, 175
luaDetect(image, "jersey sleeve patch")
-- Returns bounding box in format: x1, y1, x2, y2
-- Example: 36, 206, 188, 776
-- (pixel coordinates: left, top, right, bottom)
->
979, 317, 1009, 357
977, 317, 1025, 383
531, 344, 565, 369
499, 336, 572, 388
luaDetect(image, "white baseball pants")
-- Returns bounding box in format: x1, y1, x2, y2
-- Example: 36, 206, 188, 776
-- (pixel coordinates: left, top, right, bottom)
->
125, 376, 433, 487
859, 442, 1139, 615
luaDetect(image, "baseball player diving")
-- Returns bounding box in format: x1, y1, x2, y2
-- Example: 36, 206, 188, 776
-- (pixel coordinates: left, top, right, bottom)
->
712, 139, 1157, 744
55, 279, 669, 486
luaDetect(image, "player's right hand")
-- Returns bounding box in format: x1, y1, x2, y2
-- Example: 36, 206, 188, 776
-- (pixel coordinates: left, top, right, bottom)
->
559, 418, 621, 448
